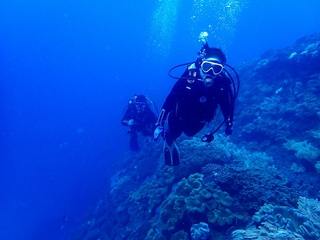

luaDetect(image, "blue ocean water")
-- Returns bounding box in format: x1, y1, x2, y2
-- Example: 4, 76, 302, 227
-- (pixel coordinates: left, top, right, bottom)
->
0, 0, 319, 239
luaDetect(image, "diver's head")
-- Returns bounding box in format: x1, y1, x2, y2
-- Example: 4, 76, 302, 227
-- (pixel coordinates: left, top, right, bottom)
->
198, 43, 227, 65
135, 95, 147, 112
199, 57, 224, 87
197, 45, 226, 87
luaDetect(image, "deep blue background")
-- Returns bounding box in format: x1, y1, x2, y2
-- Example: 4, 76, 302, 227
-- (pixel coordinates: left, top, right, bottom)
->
1, 0, 319, 239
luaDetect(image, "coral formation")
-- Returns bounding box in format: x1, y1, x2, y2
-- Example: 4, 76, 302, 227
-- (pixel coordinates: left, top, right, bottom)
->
283, 139, 320, 161
190, 222, 210, 240
69, 33, 320, 240
232, 196, 320, 239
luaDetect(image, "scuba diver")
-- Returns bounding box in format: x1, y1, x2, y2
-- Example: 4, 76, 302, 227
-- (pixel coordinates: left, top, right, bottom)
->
154, 32, 240, 166
122, 94, 158, 151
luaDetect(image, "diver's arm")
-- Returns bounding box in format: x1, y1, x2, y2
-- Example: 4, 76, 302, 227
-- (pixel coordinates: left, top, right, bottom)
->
156, 77, 187, 126
156, 98, 173, 126
121, 106, 134, 126
156, 66, 194, 126
219, 82, 234, 126
121, 118, 130, 126
155, 109, 166, 126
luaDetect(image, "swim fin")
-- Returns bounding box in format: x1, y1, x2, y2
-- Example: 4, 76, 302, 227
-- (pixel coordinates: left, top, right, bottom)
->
163, 139, 180, 166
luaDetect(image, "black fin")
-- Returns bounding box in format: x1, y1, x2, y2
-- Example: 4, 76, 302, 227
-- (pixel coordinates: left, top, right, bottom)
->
172, 146, 179, 166
164, 146, 172, 166
163, 140, 180, 166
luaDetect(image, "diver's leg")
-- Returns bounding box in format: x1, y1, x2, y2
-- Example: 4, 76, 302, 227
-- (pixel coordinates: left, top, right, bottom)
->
130, 130, 139, 151
168, 112, 182, 139
163, 113, 181, 166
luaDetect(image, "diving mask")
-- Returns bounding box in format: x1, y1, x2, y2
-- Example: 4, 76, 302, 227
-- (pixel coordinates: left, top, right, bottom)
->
201, 60, 224, 75
135, 102, 146, 111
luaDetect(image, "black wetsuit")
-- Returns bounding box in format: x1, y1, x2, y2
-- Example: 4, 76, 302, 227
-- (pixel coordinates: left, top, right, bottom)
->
160, 66, 234, 140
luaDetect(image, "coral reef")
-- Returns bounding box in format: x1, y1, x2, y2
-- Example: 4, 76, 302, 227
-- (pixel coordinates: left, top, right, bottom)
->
158, 173, 234, 234
283, 139, 320, 162
232, 196, 320, 239
190, 222, 210, 240
69, 33, 320, 240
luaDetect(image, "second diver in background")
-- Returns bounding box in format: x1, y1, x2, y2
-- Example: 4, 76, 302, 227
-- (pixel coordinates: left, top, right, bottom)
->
122, 94, 158, 151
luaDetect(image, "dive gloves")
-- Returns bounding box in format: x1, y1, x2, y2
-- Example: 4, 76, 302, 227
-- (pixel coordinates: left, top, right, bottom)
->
154, 126, 164, 141
128, 119, 134, 126
225, 121, 233, 135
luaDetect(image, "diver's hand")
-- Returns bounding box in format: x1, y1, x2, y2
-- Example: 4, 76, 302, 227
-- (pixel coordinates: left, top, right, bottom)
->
201, 133, 214, 143
128, 119, 134, 126
154, 126, 164, 141
225, 122, 233, 135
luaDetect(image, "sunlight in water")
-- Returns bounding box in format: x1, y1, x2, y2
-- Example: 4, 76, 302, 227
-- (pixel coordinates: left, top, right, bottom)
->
147, 0, 247, 60
147, 0, 181, 61
191, 0, 248, 49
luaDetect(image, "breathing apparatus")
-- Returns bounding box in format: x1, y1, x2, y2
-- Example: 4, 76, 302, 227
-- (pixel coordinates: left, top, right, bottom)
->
168, 31, 240, 142
145, 96, 159, 116
202, 76, 214, 88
